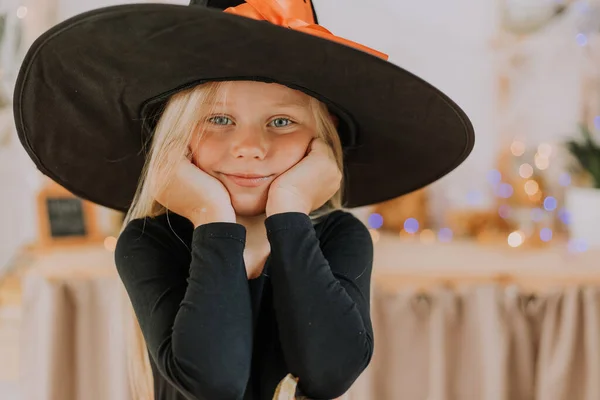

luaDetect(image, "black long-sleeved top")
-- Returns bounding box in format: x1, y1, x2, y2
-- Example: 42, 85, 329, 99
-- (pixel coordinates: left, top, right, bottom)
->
114, 210, 374, 400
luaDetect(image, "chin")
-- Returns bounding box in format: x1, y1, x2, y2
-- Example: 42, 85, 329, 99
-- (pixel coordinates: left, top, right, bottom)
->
231, 193, 267, 217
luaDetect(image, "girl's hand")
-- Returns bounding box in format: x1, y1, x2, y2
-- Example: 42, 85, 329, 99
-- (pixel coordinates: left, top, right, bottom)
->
153, 149, 236, 227
266, 138, 342, 217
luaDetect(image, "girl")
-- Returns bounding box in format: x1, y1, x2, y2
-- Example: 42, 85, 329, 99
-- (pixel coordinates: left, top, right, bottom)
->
117, 79, 365, 400
13, 0, 474, 399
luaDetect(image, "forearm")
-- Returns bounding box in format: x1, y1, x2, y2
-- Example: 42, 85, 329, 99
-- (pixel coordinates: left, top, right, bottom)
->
116, 219, 253, 400
265, 213, 373, 398
166, 223, 253, 398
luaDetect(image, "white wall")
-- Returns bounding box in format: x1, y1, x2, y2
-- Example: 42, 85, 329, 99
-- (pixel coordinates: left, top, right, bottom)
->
0, 0, 586, 268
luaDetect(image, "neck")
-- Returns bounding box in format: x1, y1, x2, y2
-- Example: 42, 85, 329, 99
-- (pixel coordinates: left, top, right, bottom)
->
236, 213, 268, 249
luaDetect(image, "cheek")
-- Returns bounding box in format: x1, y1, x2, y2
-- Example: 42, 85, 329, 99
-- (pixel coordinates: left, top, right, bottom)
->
191, 138, 220, 171
274, 136, 312, 169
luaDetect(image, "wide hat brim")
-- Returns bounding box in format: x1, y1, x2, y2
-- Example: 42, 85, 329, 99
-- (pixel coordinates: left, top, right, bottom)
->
14, 3, 474, 212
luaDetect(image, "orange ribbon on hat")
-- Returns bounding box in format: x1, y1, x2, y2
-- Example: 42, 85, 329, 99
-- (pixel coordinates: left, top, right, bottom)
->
223, 0, 388, 60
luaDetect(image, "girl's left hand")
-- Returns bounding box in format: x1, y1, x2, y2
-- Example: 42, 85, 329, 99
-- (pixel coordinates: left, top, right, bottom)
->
266, 138, 342, 217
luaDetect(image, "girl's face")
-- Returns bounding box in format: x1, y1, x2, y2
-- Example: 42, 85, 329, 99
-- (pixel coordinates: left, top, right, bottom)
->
191, 81, 318, 217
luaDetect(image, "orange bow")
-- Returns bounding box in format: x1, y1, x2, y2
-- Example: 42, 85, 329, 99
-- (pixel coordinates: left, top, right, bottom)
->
224, 0, 388, 60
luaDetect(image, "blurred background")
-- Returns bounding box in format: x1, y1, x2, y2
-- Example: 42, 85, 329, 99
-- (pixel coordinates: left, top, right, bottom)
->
1, 0, 600, 399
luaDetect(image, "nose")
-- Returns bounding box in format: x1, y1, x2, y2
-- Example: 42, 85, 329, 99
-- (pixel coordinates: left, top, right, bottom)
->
230, 126, 268, 160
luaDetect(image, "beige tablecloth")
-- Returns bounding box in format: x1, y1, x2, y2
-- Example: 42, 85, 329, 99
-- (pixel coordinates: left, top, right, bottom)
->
18, 237, 600, 400
19, 248, 130, 400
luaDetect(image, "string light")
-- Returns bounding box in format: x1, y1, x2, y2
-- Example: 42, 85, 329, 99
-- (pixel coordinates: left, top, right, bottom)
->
508, 231, 525, 247
543, 196, 557, 211
487, 169, 502, 185
510, 140, 526, 156
568, 238, 588, 253
534, 153, 550, 170
524, 180, 539, 196
498, 204, 511, 219
367, 213, 383, 229
558, 208, 571, 225
496, 183, 514, 198
437, 228, 453, 242
559, 173, 571, 186
519, 163, 534, 178
540, 228, 553, 242
419, 229, 435, 244
404, 218, 419, 234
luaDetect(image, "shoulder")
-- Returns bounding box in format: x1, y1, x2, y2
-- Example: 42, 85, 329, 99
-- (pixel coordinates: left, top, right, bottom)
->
315, 210, 374, 280
314, 209, 373, 252
315, 209, 371, 238
115, 212, 193, 265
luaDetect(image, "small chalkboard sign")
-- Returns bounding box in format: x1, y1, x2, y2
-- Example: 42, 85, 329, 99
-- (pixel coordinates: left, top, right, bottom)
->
36, 180, 102, 249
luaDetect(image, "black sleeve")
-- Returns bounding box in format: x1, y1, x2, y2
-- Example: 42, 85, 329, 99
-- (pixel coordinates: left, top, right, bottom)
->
114, 216, 253, 400
264, 212, 374, 399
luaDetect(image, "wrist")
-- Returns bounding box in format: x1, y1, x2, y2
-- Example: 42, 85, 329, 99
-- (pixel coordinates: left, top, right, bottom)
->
266, 196, 310, 217
190, 206, 236, 228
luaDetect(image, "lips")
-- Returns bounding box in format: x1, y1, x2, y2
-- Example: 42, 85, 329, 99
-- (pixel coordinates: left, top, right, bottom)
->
222, 173, 274, 188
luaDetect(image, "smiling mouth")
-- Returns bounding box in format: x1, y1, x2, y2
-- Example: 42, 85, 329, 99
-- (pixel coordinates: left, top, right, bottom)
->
221, 173, 274, 188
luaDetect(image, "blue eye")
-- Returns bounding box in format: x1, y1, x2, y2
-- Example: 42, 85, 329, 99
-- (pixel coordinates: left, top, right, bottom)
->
208, 116, 233, 125
269, 118, 293, 128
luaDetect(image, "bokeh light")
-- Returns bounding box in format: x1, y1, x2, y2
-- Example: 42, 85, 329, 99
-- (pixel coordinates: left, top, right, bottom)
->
368, 213, 384, 229
534, 153, 549, 170
104, 236, 117, 252
510, 140, 526, 156
568, 238, 588, 253
497, 183, 514, 198
559, 173, 571, 187
540, 228, 553, 242
487, 169, 502, 185
543, 196, 557, 211
524, 180, 539, 196
420, 229, 435, 244
519, 163, 534, 179
508, 231, 525, 247
498, 204, 511, 219
438, 228, 453, 242
404, 218, 419, 234
558, 208, 571, 225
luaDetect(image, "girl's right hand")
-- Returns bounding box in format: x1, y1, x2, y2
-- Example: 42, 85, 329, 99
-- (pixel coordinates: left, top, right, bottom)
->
153, 150, 236, 227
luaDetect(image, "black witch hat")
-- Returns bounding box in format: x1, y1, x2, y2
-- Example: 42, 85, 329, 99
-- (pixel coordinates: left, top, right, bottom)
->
13, 0, 474, 211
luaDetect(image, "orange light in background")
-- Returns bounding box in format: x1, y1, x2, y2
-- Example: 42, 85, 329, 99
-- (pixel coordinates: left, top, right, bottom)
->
369, 229, 380, 243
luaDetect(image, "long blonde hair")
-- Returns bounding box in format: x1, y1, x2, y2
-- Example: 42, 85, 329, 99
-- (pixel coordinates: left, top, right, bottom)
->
118, 81, 346, 399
